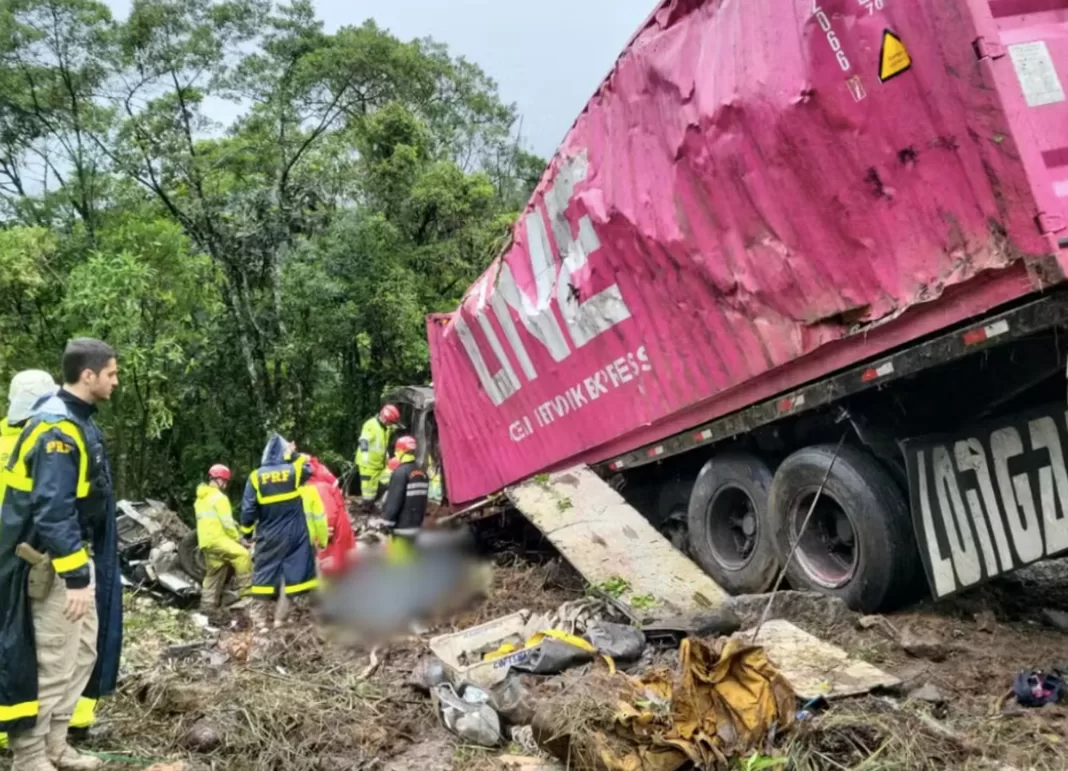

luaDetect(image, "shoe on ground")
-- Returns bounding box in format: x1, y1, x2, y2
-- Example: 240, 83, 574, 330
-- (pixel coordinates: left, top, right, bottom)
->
49, 744, 103, 771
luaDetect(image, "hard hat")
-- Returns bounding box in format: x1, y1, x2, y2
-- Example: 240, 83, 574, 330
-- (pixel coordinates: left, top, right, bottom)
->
7, 370, 57, 424
208, 464, 232, 482
395, 435, 417, 454
379, 404, 401, 424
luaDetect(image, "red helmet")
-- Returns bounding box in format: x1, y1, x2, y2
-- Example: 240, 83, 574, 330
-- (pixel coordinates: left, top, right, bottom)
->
208, 464, 232, 482
379, 404, 400, 424
395, 435, 417, 454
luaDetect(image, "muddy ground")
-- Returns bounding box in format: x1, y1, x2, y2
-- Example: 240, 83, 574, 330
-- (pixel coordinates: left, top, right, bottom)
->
3, 523, 1068, 771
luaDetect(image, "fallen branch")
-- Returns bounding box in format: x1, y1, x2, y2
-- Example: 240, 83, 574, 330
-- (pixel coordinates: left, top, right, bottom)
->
360, 647, 381, 680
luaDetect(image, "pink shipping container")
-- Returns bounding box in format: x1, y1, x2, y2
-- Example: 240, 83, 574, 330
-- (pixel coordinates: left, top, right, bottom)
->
427, 0, 1068, 505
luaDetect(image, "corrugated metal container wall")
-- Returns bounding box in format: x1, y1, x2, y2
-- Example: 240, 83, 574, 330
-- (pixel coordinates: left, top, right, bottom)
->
428, 0, 1068, 503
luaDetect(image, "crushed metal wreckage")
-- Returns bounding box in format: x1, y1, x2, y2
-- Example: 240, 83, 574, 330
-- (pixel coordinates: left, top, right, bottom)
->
117, 499, 204, 600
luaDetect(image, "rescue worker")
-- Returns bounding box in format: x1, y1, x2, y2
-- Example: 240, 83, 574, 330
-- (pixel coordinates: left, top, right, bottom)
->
381, 436, 429, 543
356, 404, 400, 510
303, 456, 353, 579
194, 464, 251, 617
280, 444, 329, 557
0, 338, 122, 771
1, 371, 58, 753
299, 473, 330, 555
240, 435, 317, 630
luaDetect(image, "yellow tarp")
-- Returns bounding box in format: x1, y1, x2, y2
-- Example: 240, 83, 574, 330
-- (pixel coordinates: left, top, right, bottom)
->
591, 638, 795, 771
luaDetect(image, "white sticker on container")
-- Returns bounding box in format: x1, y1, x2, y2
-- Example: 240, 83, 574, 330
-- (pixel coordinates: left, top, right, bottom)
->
1008, 41, 1065, 108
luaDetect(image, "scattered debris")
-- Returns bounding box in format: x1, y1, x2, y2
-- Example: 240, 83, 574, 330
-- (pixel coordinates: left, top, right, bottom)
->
584, 621, 645, 663
1012, 669, 1066, 708
408, 655, 448, 693
433, 682, 503, 747
899, 626, 949, 662
726, 591, 853, 630
81, 518, 1068, 771
499, 754, 563, 770
117, 500, 204, 600
507, 467, 728, 617
976, 610, 998, 633
1040, 608, 1068, 633
181, 718, 223, 752
857, 613, 900, 639
746, 619, 901, 700
908, 683, 948, 706
532, 638, 794, 771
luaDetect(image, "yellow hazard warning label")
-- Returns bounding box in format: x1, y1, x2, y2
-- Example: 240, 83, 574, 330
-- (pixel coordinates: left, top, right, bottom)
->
879, 29, 912, 83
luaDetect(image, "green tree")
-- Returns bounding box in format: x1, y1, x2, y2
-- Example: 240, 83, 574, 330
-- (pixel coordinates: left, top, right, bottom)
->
0, 0, 545, 507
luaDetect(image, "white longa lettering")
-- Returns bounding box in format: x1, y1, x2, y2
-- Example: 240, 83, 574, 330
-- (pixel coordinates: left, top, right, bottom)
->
915, 450, 956, 597
482, 270, 537, 382
1028, 416, 1068, 554
953, 437, 1013, 573
953, 439, 1004, 575
546, 154, 632, 348
454, 150, 634, 406
453, 314, 519, 407
991, 427, 1044, 564
495, 254, 570, 363
933, 446, 981, 587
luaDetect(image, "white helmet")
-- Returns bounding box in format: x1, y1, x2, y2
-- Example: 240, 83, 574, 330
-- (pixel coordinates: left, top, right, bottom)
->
7, 370, 57, 424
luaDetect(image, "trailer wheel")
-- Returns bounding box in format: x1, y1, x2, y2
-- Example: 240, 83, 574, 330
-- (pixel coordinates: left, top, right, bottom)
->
687, 453, 779, 594
768, 444, 918, 612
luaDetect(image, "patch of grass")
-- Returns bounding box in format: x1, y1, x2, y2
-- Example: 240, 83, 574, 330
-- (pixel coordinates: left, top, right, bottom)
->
630, 593, 659, 610
595, 576, 632, 599
736, 753, 787, 771
451, 742, 496, 769
533, 473, 550, 485
556, 496, 573, 512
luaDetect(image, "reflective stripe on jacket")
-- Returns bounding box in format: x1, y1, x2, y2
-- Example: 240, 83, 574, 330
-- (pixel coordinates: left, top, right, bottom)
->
382, 453, 429, 531
194, 483, 240, 549
0, 419, 20, 504
240, 454, 318, 597
0, 390, 122, 733
356, 417, 395, 496
299, 485, 329, 550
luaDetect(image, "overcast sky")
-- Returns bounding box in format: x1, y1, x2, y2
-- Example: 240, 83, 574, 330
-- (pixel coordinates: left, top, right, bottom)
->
104, 0, 655, 158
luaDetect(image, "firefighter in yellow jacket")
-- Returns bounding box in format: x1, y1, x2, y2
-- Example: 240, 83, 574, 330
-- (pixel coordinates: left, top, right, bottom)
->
356, 404, 400, 509
195, 464, 252, 615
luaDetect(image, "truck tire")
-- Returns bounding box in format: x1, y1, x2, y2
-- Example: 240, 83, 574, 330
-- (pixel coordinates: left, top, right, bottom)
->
687, 453, 779, 594
768, 444, 919, 612
178, 532, 206, 583
657, 477, 695, 555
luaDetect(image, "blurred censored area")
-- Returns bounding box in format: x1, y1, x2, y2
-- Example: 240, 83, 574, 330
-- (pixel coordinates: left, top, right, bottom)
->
317, 529, 488, 644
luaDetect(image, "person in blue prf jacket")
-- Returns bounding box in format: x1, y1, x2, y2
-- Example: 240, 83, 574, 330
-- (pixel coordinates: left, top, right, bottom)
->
0, 339, 122, 771
240, 433, 318, 630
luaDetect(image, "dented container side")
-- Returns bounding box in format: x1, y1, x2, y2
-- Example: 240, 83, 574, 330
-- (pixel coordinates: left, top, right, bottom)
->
429, 0, 1061, 503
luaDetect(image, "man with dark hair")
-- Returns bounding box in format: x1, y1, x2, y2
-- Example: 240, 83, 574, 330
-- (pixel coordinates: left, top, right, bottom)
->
0, 338, 122, 771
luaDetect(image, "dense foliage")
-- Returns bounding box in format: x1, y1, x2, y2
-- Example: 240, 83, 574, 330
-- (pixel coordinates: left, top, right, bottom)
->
0, 0, 543, 505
